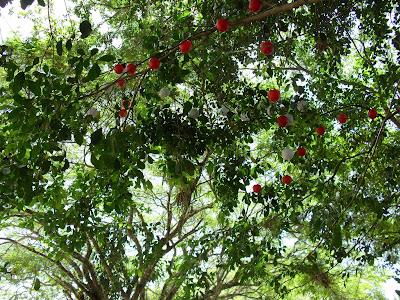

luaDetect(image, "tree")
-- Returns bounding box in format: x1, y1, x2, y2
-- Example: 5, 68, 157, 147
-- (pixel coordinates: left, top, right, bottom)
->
0, 0, 399, 299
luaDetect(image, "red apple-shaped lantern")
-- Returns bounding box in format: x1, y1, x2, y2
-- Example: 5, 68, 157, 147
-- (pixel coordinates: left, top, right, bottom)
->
120, 109, 128, 118
261, 42, 274, 55
268, 89, 280, 102
249, 0, 262, 13
126, 63, 136, 74
368, 109, 378, 120
316, 126, 326, 135
116, 80, 125, 87
277, 115, 289, 127
179, 40, 192, 53
149, 58, 161, 70
216, 19, 229, 32
338, 114, 348, 124
114, 64, 124, 74
253, 184, 262, 193
282, 175, 292, 184
297, 147, 306, 157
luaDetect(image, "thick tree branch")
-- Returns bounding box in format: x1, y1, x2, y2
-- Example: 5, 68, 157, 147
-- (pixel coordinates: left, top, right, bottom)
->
0, 237, 90, 295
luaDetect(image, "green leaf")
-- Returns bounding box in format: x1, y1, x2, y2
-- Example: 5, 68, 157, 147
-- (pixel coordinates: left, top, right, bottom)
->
98, 55, 115, 62
91, 155, 104, 169
26, 80, 41, 96
90, 48, 99, 56
332, 225, 342, 248
87, 63, 101, 80
56, 40, 63, 56
12, 72, 25, 93
114, 158, 121, 170
33, 277, 40, 290
68, 56, 80, 65
75, 61, 83, 77
0, 0, 10, 8
20, 0, 34, 10
58, 126, 71, 141
177, 9, 190, 20
79, 20, 92, 39
74, 130, 84, 145
66, 39, 72, 51
77, 48, 85, 56
32, 57, 39, 65
91, 128, 102, 145
137, 160, 145, 169
184, 159, 195, 176
37, 0, 45, 6
183, 101, 192, 114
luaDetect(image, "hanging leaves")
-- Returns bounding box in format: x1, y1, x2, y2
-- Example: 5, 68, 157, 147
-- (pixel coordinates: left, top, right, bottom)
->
12, 72, 25, 93
0, 0, 10, 8
66, 39, 72, 51
98, 54, 115, 62
33, 277, 40, 290
91, 128, 102, 146
20, 0, 34, 10
79, 20, 92, 39
56, 40, 63, 56
87, 63, 101, 80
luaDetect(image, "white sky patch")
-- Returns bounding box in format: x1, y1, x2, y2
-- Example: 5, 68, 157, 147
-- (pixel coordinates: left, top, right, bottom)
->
0, 4, 35, 41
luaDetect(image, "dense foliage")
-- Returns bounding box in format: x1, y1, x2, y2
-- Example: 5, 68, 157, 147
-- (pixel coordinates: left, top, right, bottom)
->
0, 0, 399, 299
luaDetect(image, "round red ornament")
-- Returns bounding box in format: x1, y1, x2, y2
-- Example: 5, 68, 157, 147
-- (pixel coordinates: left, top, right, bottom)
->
126, 63, 136, 74
120, 109, 128, 118
368, 109, 378, 120
261, 42, 274, 55
282, 175, 292, 184
114, 64, 124, 74
179, 40, 192, 53
316, 126, 326, 135
338, 114, 348, 124
253, 184, 262, 193
149, 58, 161, 70
216, 19, 229, 32
249, 0, 262, 13
277, 115, 289, 127
297, 147, 306, 156
116, 80, 125, 87
268, 89, 280, 102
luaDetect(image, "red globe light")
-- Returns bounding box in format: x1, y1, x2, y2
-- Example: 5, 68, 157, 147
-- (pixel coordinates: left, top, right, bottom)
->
297, 147, 306, 156
114, 64, 124, 74
277, 115, 289, 127
216, 19, 229, 32
253, 184, 262, 193
368, 109, 378, 120
179, 40, 192, 53
282, 175, 292, 184
149, 58, 161, 70
120, 109, 128, 118
249, 0, 262, 13
261, 41, 274, 55
268, 89, 280, 102
316, 126, 326, 135
116, 80, 125, 87
338, 114, 348, 124
126, 63, 136, 74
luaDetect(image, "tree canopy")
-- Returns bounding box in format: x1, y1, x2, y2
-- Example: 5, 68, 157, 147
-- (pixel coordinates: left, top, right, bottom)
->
0, 0, 400, 299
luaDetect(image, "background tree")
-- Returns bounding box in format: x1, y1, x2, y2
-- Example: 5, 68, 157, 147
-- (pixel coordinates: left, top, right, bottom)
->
0, 0, 399, 299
